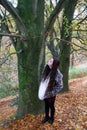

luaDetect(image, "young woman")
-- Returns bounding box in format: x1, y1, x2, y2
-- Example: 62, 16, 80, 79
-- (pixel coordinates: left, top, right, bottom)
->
38, 57, 63, 124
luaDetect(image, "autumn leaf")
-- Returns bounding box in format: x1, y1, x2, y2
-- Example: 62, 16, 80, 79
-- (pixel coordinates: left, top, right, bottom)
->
0, 77, 87, 130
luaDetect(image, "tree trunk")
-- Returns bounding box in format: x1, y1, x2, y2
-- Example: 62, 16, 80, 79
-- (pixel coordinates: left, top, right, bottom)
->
59, 0, 78, 92
16, 0, 45, 117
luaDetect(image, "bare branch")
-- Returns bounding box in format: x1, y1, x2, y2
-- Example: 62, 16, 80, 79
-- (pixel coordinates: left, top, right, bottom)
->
73, 6, 87, 20
75, 37, 87, 45
77, 15, 87, 24
0, 50, 22, 65
45, 37, 87, 51
72, 43, 87, 51
0, 0, 28, 39
44, 0, 65, 39
0, 32, 25, 39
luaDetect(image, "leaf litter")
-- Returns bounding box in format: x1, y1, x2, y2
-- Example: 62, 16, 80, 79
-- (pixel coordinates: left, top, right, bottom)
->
0, 76, 87, 130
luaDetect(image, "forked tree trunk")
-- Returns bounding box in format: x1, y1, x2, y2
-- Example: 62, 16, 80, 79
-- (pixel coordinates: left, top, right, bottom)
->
16, 0, 45, 117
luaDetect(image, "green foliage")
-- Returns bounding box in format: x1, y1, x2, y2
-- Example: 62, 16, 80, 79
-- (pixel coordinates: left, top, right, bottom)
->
63, 16, 72, 37
0, 87, 11, 99
0, 81, 18, 99
0, 86, 18, 99
69, 64, 87, 79
72, 21, 78, 30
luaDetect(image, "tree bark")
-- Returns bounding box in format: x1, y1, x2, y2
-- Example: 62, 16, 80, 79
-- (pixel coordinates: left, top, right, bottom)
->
59, 0, 78, 92
15, 0, 45, 117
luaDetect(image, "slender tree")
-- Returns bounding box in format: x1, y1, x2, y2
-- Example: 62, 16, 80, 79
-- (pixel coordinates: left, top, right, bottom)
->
59, 0, 78, 91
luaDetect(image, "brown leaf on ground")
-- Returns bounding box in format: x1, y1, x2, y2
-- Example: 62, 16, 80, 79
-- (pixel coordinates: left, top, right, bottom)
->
0, 76, 87, 130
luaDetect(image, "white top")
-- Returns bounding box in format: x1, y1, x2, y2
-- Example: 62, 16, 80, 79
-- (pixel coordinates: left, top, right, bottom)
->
38, 77, 50, 100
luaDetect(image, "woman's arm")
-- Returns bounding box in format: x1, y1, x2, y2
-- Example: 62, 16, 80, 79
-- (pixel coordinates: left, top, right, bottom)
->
44, 70, 63, 98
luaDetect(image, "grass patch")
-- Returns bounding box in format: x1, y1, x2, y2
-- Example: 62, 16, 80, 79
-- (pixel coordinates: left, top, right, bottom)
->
0, 85, 18, 99
0, 87, 12, 99
69, 65, 87, 79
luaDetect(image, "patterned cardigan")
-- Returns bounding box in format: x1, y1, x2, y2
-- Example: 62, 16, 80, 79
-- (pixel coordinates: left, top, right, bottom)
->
38, 69, 63, 100
44, 70, 63, 99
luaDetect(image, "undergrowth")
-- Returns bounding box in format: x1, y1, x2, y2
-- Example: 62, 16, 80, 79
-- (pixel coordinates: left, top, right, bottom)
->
69, 64, 87, 79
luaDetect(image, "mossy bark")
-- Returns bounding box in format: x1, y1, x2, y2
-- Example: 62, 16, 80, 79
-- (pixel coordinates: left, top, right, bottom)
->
59, 0, 78, 92
15, 0, 45, 117
16, 44, 44, 117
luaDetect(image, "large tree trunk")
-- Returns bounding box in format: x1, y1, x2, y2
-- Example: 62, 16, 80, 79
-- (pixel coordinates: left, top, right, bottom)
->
59, 0, 78, 92
17, 43, 44, 117
16, 0, 45, 117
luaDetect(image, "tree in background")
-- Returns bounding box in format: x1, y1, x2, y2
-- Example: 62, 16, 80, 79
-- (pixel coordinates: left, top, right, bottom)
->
59, 0, 78, 91
71, 0, 87, 66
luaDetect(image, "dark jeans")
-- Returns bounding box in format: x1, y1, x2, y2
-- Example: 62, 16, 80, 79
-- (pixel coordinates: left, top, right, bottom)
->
44, 96, 56, 119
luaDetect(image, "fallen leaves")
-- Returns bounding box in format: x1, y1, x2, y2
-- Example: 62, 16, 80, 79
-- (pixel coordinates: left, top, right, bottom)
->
0, 96, 17, 128
0, 76, 87, 130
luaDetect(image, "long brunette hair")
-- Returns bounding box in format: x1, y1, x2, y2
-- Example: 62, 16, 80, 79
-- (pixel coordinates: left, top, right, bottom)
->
48, 57, 60, 91
41, 64, 51, 81
42, 57, 60, 90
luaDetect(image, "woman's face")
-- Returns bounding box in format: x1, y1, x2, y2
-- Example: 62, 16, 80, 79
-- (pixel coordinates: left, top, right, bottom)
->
47, 58, 54, 69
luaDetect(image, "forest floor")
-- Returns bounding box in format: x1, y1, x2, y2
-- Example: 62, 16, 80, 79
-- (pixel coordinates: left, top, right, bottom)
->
0, 76, 87, 130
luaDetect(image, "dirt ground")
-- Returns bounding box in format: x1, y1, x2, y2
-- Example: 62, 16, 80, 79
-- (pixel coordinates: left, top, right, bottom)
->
0, 96, 17, 128
0, 76, 87, 130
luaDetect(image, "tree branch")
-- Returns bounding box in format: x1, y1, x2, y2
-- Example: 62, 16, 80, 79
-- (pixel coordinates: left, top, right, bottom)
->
73, 6, 87, 20
0, 50, 22, 65
0, 32, 25, 39
72, 42, 87, 51
77, 15, 87, 24
0, 0, 28, 39
44, 0, 65, 39
45, 37, 87, 51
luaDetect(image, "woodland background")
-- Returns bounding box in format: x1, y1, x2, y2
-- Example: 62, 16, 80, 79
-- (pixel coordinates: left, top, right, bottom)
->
0, 0, 87, 129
